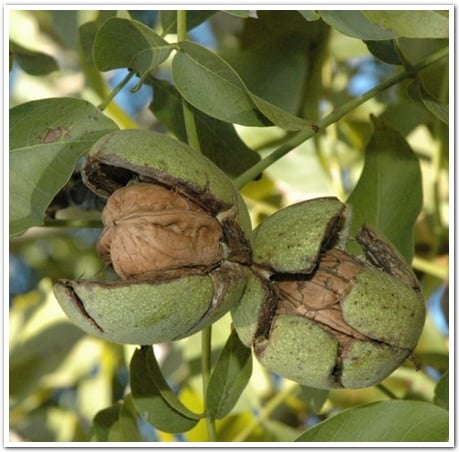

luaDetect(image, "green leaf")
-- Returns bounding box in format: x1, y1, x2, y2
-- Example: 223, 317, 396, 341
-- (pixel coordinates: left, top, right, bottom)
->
173, 40, 314, 130
236, 10, 329, 125
397, 38, 449, 101
378, 100, 432, 136
90, 404, 122, 441
172, 40, 267, 127
10, 40, 58, 75
206, 329, 252, 419
149, 77, 260, 177
90, 395, 144, 442
365, 40, 402, 65
363, 11, 449, 39
406, 80, 449, 125
434, 372, 449, 410
93, 17, 175, 87
9, 97, 118, 236
119, 396, 145, 441
421, 97, 449, 125
318, 11, 397, 40
295, 400, 449, 442
346, 122, 423, 263
130, 346, 200, 433
160, 10, 217, 34
251, 91, 315, 131
227, 10, 311, 115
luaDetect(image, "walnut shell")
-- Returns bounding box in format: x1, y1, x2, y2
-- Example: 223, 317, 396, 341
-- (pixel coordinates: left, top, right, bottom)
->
98, 183, 224, 280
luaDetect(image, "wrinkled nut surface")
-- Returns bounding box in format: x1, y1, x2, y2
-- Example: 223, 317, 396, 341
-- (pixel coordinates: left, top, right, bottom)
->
231, 197, 425, 389
98, 183, 224, 280
53, 130, 252, 345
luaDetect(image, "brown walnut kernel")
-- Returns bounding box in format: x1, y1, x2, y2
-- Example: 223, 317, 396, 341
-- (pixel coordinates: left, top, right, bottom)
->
98, 183, 225, 280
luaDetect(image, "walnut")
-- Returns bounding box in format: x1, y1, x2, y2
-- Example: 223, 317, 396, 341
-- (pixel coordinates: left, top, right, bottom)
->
54, 129, 252, 345
98, 183, 224, 280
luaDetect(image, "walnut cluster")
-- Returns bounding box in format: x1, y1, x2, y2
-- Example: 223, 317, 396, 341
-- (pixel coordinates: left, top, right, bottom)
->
98, 183, 224, 280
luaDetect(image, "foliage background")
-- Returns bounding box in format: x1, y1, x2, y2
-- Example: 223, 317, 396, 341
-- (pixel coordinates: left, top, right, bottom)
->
9, 9, 449, 443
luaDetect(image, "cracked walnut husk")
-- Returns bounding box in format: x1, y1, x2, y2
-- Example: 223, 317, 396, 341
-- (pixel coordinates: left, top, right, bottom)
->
54, 130, 252, 345
231, 197, 425, 389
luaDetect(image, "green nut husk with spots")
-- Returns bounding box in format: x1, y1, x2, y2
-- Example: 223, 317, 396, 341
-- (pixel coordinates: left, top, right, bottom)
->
54, 130, 252, 345
231, 197, 425, 389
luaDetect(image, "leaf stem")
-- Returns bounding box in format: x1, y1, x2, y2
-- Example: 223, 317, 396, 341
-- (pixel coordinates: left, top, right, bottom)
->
97, 70, 135, 111
176, 10, 187, 41
177, 10, 215, 441
376, 383, 398, 400
233, 46, 449, 190
201, 326, 218, 441
176, 10, 201, 151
